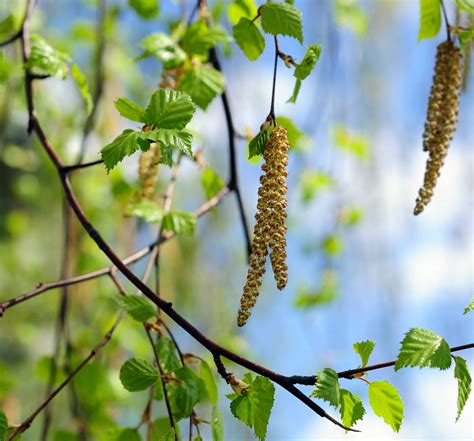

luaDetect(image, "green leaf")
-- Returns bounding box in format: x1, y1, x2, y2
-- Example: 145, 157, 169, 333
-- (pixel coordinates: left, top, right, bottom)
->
125, 200, 163, 223
145, 89, 196, 129
128, 0, 159, 19
455, 0, 474, 15
294, 45, 321, 80
334, 0, 368, 37
227, 0, 258, 25
114, 98, 148, 123
156, 336, 181, 372
463, 296, 474, 314
70, 64, 93, 115
52, 430, 80, 441
179, 65, 225, 110
116, 294, 156, 322
158, 428, 175, 441
181, 19, 231, 58
25, 35, 71, 78
212, 406, 224, 441
353, 340, 376, 368
0, 411, 7, 441
395, 328, 452, 371
453, 356, 472, 421
162, 211, 197, 235
117, 428, 142, 441
168, 367, 207, 421
138, 33, 186, 68
229, 375, 275, 441
287, 78, 302, 103
248, 127, 272, 159
418, 0, 441, 41
201, 167, 225, 200
311, 368, 340, 408
321, 234, 344, 256
101, 130, 142, 173
152, 417, 180, 439
368, 381, 404, 432
332, 124, 369, 159
339, 389, 365, 428
200, 360, 219, 405
338, 205, 363, 226
0, 15, 19, 41
260, 2, 303, 44
233, 17, 265, 61
119, 357, 159, 392
294, 269, 338, 308
147, 129, 193, 156
276, 116, 308, 152
299, 171, 333, 203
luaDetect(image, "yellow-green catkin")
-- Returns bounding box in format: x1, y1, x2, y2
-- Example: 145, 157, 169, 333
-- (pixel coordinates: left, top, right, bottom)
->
138, 144, 161, 200
237, 126, 290, 327
414, 39, 463, 215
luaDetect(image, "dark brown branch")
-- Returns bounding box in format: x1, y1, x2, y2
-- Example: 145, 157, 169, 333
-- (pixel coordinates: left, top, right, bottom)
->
62, 159, 104, 173
268, 36, 280, 125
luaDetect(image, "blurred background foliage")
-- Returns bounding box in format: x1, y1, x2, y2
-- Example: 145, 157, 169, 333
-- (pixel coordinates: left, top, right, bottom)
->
0, 0, 473, 439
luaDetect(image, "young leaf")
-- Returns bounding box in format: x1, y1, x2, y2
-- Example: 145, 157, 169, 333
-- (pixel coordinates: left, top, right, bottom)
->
201, 167, 225, 200
294, 45, 321, 80
138, 33, 186, 68
181, 19, 231, 58
260, 2, 303, 44
287, 78, 302, 103
339, 389, 365, 428
119, 358, 159, 392
200, 360, 219, 405
0, 411, 7, 441
70, 64, 93, 115
233, 17, 265, 61
101, 130, 142, 173
353, 340, 376, 368
311, 368, 340, 408
212, 406, 224, 441
162, 211, 197, 235
227, 0, 258, 25
25, 35, 71, 78
395, 328, 451, 370
114, 98, 148, 123
156, 337, 181, 372
117, 428, 142, 441
368, 381, 404, 432
463, 296, 474, 314
179, 65, 225, 110
0, 15, 19, 42
248, 127, 272, 158
418, 0, 441, 41
145, 89, 196, 129
128, 0, 159, 19
453, 356, 472, 421
116, 294, 156, 322
147, 129, 193, 156
125, 200, 163, 224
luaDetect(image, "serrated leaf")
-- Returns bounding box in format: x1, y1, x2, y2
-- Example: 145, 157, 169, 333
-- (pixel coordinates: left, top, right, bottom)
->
129, 0, 159, 19
168, 367, 207, 421
145, 89, 196, 129
453, 356, 472, 421
147, 129, 193, 156
463, 297, 474, 314
119, 358, 159, 392
230, 394, 253, 428
418, 0, 441, 41
117, 428, 142, 441
138, 33, 186, 68
311, 368, 340, 408
179, 65, 225, 110
339, 389, 365, 428
294, 45, 321, 80
248, 127, 272, 158
125, 200, 163, 223
233, 17, 265, 61
162, 211, 196, 235
212, 406, 224, 441
455, 0, 474, 15
0, 411, 7, 441
25, 35, 71, 78
70, 64, 93, 115
395, 328, 452, 370
114, 98, 148, 123
200, 360, 218, 405
101, 129, 142, 173
116, 294, 156, 322
368, 381, 404, 432
181, 19, 231, 58
287, 78, 302, 103
201, 167, 225, 200
260, 2, 303, 44
227, 0, 258, 25
353, 340, 375, 368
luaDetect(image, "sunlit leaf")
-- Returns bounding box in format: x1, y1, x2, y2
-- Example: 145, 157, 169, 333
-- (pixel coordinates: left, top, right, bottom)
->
162, 211, 196, 235
463, 297, 474, 314
311, 368, 340, 408
179, 65, 225, 110
453, 356, 472, 421
101, 130, 143, 173
368, 381, 404, 432
260, 2, 303, 44
70, 64, 93, 115
116, 294, 156, 322
233, 17, 265, 61
353, 340, 375, 367
201, 167, 225, 200
138, 32, 186, 67
114, 98, 148, 123
227, 0, 258, 25
418, 0, 441, 41
145, 89, 196, 129
125, 200, 163, 224
339, 389, 365, 428
25, 34, 71, 78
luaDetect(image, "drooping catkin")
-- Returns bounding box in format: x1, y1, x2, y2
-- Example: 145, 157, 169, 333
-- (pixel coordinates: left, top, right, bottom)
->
414, 40, 463, 215
138, 144, 161, 200
237, 126, 289, 327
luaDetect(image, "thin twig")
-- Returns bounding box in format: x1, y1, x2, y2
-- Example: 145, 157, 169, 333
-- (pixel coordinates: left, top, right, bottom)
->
268, 36, 280, 126
62, 159, 104, 173
440, 0, 452, 41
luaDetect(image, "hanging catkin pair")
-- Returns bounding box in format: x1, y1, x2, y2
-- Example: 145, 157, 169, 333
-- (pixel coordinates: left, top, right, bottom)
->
237, 126, 289, 327
414, 39, 463, 215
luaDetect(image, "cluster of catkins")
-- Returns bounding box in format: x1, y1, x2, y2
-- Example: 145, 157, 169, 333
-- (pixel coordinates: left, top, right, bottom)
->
237, 126, 290, 327
414, 39, 463, 215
